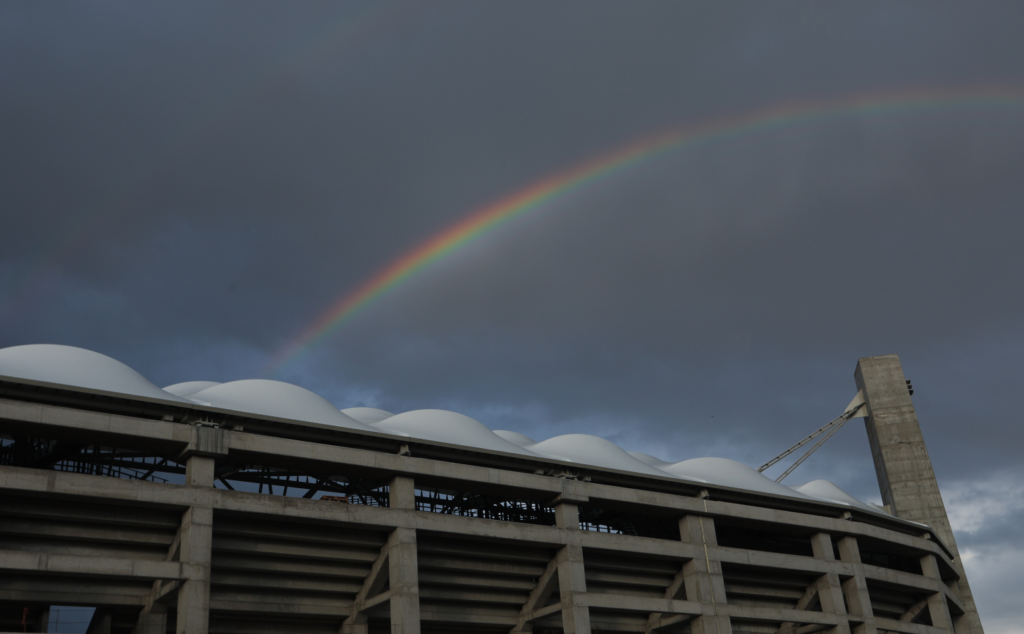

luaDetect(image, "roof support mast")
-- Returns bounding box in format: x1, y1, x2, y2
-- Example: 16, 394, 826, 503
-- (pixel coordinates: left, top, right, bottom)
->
856, 354, 984, 633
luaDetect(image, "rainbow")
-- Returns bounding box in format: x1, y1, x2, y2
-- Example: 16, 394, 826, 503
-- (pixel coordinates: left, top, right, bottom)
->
262, 86, 1024, 376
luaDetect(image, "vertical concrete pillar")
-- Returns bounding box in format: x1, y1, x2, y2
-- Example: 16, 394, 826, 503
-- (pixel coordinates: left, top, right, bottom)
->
176, 454, 215, 634
808, 533, 850, 634
920, 554, 956, 631
89, 610, 113, 634
678, 515, 731, 634
387, 527, 420, 634
855, 354, 983, 633
836, 537, 876, 634
552, 500, 591, 634
386, 476, 420, 634
36, 607, 50, 633
389, 475, 416, 511
134, 606, 167, 634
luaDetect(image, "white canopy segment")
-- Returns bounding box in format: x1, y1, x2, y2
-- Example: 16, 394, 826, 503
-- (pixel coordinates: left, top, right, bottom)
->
188, 380, 376, 432
0, 343, 887, 514
627, 451, 676, 468
529, 434, 705, 481
493, 430, 538, 447
790, 480, 882, 514
660, 457, 812, 500
342, 407, 395, 425
374, 410, 539, 457
0, 344, 193, 404
164, 381, 221, 397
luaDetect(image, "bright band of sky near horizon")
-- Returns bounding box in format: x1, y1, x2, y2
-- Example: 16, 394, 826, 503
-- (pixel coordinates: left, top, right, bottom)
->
262, 86, 1024, 377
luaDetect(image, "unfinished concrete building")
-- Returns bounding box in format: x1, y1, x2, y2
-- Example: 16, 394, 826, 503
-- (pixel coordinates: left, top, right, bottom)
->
0, 345, 983, 633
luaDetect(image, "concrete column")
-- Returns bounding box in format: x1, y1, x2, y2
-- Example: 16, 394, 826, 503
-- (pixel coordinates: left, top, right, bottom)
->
387, 477, 420, 634
36, 606, 50, 633
176, 454, 215, 634
678, 515, 731, 634
388, 527, 420, 634
855, 354, 983, 633
806, 533, 850, 634
88, 610, 113, 634
920, 554, 955, 631
554, 501, 580, 530
836, 536, 876, 634
389, 475, 416, 510
134, 606, 167, 634
553, 501, 591, 634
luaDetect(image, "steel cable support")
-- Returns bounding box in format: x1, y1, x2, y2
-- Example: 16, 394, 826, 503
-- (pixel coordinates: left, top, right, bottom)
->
773, 414, 851, 483
758, 393, 866, 481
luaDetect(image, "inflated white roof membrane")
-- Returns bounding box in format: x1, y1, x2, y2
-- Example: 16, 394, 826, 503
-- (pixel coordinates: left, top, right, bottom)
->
529, 434, 704, 481
342, 407, 395, 425
0, 344, 192, 404
493, 430, 538, 447
373, 410, 539, 456
189, 380, 376, 431
628, 451, 676, 468
661, 457, 812, 500
164, 381, 221, 397
791, 480, 881, 514
0, 343, 888, 514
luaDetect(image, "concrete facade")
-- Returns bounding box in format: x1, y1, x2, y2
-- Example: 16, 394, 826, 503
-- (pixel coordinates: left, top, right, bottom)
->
0, 358, 976, 634
855, 354, 983, 633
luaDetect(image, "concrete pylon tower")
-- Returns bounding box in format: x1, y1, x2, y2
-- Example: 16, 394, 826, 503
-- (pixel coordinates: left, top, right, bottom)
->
855, 354, 984, 633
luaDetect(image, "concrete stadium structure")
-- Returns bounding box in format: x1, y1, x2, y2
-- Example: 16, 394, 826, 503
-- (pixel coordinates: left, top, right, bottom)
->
0, 346, 982, 633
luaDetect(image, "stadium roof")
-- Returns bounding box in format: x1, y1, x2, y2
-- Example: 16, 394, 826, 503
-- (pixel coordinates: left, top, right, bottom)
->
0, 343, 886, 516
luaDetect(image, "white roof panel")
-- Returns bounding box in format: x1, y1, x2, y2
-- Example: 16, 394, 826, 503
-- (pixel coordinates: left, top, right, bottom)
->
0, 344, 883, 512
0, 344, 192, 404
373, 409, 539, 457
661, 457, 812, 499
791, 480, 887, 515
189, 380, 375, 431
493, 430, 538, 446
530, 434, 700, 481
627, 451, 675, 468
164, 381, 221, 397
342, 407, 395, 424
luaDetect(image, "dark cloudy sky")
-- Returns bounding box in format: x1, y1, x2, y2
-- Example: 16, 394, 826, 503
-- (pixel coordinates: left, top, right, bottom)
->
2, 2, 1023, 629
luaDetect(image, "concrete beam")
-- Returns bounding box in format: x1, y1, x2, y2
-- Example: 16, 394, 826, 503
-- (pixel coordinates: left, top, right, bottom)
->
678, 514, 732, 634
645, 557, 687, 633
0, 588, 147, 606
836, 536, 876, 634
579, 593, 702, 615
0, 395, 953, 550
919, 554, 955, 631
342, 526, 396, 634
388, 527, 421, 634
554, 504, 591, 634
871, 617, 951, 634
511, 549, 561, 633
176, 455, 215, 634
0, 549, 192, 580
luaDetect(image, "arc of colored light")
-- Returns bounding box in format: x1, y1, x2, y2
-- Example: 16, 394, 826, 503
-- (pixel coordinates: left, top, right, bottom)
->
263, 86, 1024, 376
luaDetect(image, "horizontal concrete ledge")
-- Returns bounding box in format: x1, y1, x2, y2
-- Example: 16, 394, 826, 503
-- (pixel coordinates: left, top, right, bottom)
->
0, 549, 194, 580
0, 395, 950, 547
522, 602, 562, 622
576, 593, 702, 615
0, 589, 148, 606
0, 465, 960, 597
872, 616, 951, 634
724, 604, 842, 625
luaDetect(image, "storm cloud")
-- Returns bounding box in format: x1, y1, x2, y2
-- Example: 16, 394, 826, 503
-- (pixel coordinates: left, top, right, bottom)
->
2, 3, 1023, 630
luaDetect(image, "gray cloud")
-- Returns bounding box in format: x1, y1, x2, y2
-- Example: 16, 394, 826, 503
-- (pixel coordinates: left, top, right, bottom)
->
2, 2, 1023, 628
